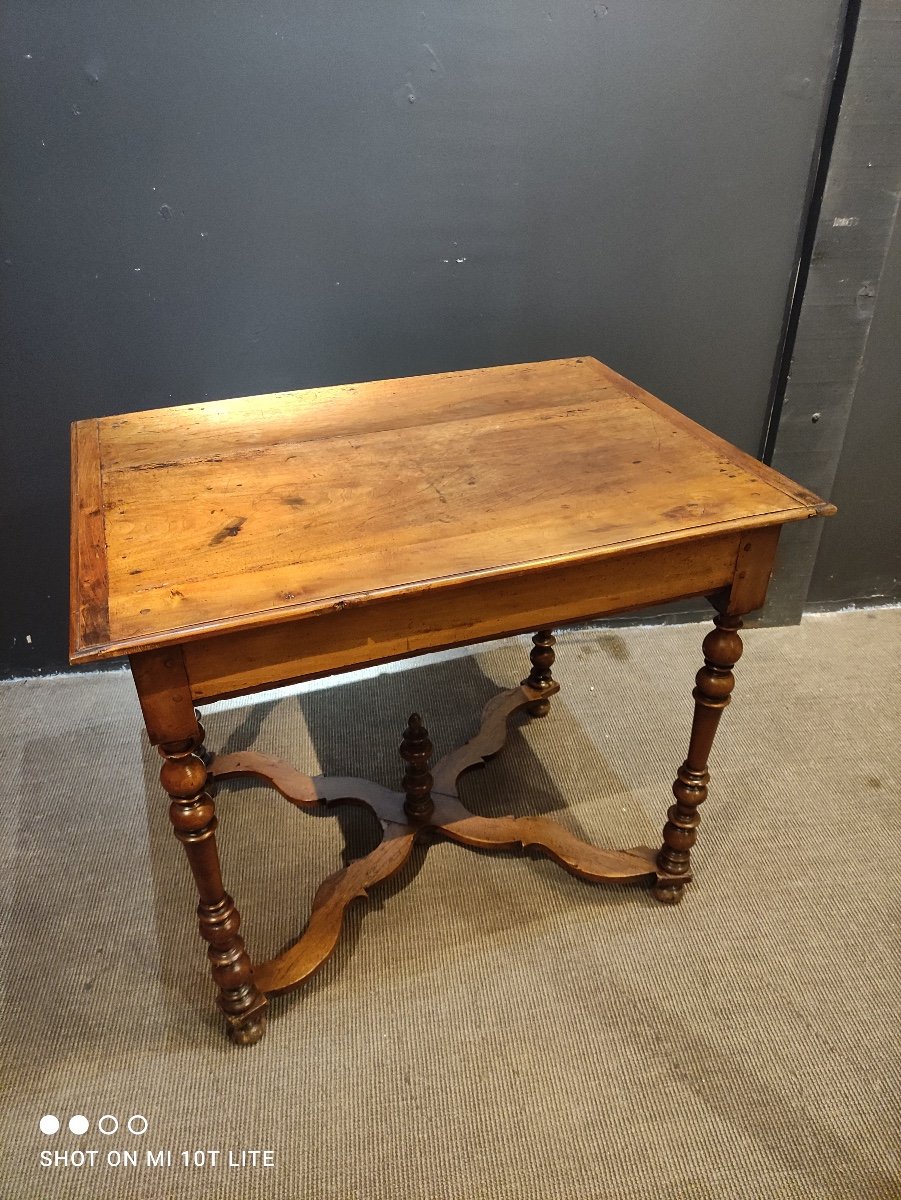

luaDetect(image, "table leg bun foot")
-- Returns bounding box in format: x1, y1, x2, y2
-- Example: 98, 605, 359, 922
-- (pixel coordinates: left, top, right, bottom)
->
524, 696, 551, 718
226, 1010, 267, 1046
652, 878, 686, 905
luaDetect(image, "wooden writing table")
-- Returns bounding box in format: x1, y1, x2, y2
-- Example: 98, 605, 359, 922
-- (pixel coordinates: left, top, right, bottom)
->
70, 357, 835, 1044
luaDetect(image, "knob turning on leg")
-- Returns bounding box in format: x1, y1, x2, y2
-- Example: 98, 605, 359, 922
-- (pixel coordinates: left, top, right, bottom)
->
400, 713, 434, 822
522, 629, 556, 717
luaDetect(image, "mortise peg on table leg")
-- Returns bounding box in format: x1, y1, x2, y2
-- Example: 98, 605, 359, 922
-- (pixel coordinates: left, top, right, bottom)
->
654, 612, 744, 905
400, 713, 434, 822
522, 629, 557, 717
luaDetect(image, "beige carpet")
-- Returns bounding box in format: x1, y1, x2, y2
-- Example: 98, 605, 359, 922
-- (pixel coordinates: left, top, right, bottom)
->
0, 608, 898, 1199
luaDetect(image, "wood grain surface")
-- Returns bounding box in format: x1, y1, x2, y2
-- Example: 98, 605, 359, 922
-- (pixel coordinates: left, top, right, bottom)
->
181, 532, 742, 702
70, 357, 834, 663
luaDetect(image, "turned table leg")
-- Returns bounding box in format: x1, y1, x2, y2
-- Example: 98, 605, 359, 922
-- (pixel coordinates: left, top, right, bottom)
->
654, 613, 744, 904
159, 731, 268, 1044
522, 629, 556, 717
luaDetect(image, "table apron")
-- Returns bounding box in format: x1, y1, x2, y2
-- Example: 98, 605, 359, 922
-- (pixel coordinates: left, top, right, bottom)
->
179, 530, 749, 704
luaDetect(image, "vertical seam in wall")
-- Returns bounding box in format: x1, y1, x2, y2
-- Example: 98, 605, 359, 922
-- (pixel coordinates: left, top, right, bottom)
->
759, 0, 862, 464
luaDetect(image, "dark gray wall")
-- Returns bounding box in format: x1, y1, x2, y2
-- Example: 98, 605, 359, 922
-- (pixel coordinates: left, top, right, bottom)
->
809, 208, 901, 606
1, 1, 845, 676
763, 0, 901, 622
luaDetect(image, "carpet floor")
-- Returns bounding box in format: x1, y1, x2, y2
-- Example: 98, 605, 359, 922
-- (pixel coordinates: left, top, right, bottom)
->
0, 608, 898, 1200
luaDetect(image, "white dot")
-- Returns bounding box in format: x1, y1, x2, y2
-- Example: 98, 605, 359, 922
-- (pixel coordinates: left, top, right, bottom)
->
69, 1115, 89, 1136
39, 1115, 59, 1135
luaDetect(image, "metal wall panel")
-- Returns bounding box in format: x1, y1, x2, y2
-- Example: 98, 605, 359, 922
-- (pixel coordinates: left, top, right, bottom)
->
766, 0, 901, 621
